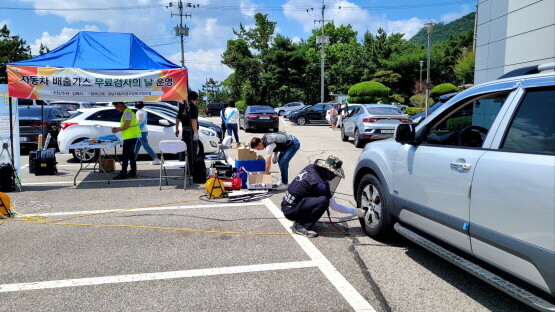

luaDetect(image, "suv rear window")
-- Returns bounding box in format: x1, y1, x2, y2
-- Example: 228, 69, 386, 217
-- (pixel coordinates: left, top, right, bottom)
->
501, 87, 555, 154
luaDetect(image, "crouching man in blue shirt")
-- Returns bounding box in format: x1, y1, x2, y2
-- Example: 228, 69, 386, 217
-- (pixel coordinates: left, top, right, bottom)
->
280, 155, 366, 237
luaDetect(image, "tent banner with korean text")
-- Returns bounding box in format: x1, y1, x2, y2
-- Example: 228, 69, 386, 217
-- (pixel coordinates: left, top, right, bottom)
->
7, 65, 187, 102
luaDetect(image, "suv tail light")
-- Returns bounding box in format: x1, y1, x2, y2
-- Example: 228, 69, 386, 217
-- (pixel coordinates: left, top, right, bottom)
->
246, 115, 257, 119
400, 118, 412, 123
61, 122, 79, 130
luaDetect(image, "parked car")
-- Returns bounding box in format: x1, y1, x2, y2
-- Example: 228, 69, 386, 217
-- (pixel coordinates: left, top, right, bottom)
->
283, 105, 309, 120
353, 63, 555, 310
341, 104, 411, 147
48, 101, 99, 115
18, 106, 71, 150
16, 98, 48, 106
289, 103, 329, 125
57, 107, 220, 162
126, 101, 222, 140
239, 105, 279, 132
410, 92, 459, 123
274, 102, 305, 116
205, 103, 225, 117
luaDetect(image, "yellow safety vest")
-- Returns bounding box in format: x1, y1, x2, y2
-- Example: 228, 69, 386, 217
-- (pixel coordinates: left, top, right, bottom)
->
120, 107, 142, 140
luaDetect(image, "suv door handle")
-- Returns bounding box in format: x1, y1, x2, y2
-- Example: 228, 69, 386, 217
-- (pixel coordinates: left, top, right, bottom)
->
450, 162, 472, 170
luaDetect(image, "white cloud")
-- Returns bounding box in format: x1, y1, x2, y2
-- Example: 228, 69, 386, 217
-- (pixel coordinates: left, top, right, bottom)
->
283, 0, 424, 39
441, 5, 471, 23
168, 48, 232, 90
291, 36, 302, 43
30, 25, 100, 55
0, 20, 10, 28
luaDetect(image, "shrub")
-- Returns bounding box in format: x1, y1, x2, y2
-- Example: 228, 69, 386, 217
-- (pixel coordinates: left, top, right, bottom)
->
348, 81, 390, 102
430, 83, 459, 100
409, 94, 426, 107
406, 107, 425, 116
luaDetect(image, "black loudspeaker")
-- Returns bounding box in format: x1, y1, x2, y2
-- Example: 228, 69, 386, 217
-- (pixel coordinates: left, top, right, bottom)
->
0, 163, 16, 192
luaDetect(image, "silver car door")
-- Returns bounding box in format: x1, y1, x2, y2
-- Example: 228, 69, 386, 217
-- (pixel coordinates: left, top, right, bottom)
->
393, 90, 513, 253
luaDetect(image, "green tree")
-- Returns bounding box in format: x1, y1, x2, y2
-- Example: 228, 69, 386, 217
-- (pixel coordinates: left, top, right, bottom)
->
221, 39, 261, 103
0, 25, 32, 84
454, 50, 475, 85
200, 78, 230, 104
261, 35, 308, 107
39, 42, 50, 55
234, 13, 276, 52
347, 81, 390, 103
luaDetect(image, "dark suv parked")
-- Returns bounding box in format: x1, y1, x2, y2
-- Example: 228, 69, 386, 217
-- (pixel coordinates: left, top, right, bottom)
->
205, 103, 225, 117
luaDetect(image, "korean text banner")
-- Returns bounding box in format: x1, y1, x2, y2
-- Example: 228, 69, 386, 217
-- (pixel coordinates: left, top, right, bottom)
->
7, 66, 187, 102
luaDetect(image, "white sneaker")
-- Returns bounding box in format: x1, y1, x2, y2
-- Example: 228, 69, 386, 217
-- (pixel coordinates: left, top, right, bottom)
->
275, 183, 288, 191
151, 159, 161, 165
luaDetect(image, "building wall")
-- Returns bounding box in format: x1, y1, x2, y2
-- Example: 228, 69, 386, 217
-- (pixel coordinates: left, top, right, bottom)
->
475, 0, 555, 84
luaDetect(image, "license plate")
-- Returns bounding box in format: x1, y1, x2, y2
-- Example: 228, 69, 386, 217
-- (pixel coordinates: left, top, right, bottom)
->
20, 137, 28, 142
259, 116, 270, 119
381, 130, 395, 134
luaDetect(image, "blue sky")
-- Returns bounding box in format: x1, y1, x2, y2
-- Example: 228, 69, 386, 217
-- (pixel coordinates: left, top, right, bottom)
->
1, 0, 475, 90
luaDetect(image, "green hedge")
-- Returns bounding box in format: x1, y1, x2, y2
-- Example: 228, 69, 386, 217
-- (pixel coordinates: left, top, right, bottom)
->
446, 116, 471, 132
406, 107, 425, 116
430, 83, 459, 100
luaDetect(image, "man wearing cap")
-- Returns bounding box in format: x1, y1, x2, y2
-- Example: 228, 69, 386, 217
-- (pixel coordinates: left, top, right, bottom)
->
281, 155, 366, 237
250, 131, 300, 190
111, 101, 142, 179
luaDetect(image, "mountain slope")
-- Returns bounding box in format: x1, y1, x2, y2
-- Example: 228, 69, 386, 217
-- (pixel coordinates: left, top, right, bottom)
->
410, 12, 475, 45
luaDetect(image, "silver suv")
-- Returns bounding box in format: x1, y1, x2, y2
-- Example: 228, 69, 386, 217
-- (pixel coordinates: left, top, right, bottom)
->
353, 63, 554, 310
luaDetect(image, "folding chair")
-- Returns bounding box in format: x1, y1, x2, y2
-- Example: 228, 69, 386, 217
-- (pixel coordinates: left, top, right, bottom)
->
159, 140, 190, 190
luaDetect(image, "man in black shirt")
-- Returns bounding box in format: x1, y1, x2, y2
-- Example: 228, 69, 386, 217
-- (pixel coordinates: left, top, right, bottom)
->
175, 91, 199, 174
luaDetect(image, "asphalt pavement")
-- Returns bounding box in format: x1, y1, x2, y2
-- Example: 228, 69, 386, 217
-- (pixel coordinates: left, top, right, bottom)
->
0, 116, 534, 311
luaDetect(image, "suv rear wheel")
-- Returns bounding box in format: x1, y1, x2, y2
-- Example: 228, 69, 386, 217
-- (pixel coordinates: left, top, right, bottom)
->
356, 173, 393, 239
296, 116, 307, 126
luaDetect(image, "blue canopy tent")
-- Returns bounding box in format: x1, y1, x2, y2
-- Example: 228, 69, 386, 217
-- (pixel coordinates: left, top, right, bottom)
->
7, 31, 187, 102
4, 32, 187, 179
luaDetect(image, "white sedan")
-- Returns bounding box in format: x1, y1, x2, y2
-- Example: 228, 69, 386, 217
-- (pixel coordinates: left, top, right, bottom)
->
58, 107, 219, 162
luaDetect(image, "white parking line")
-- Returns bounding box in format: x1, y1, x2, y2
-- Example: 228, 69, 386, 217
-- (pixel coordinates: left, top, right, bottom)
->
280, 116, 289, 128
25, 202, 263, 217
0, 261, 317, 293
262, 198, 376, 312
6, 199, 375, 311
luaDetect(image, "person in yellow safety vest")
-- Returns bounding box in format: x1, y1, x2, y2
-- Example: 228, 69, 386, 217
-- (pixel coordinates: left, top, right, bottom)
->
111, 102, 142, 179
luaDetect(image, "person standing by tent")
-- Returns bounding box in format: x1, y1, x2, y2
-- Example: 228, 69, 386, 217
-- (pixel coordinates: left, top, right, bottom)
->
111, 102, 142, 179
133, 101, 161, 165
175, 91, 200, 178
219, 102, 228, 142
224, 100, 239, 146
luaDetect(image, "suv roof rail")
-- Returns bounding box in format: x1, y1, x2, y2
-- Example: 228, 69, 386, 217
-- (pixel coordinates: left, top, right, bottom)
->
498, 62, 555, 79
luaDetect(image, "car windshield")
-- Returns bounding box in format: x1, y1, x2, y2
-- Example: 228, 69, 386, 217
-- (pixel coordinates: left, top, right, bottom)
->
248, 106, 274, 113
365, 107, 403, 115
18, 107, 55, 117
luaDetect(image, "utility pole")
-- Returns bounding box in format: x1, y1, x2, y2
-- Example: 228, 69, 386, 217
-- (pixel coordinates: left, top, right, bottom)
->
313, 0, 330, 103
419, 60, 423, 94
167, 1, 198, 67
424, 22, 435, 118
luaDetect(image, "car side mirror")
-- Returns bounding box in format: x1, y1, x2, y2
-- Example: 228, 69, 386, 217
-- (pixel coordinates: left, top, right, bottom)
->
159, 119, 171, 127
395, 123, 420, 145
412, 116, 424, 124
